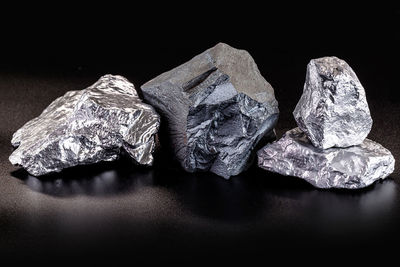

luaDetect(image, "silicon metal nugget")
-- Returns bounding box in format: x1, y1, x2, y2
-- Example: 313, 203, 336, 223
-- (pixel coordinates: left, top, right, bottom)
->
141, 43, 279, 178
10, 75, 160, 176
257, 128, 394, 189
293, 56, 372, 149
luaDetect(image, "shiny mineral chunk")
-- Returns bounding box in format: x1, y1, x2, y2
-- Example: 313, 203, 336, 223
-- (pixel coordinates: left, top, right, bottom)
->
10, 75, 160, 176
141, 43, 279, 178
257, 128, 395, 189
293, 56, 372, 149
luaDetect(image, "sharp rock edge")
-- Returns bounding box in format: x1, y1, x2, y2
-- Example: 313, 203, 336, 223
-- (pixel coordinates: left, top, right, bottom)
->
9, 74, 160, 176
257, 128, 395, 189
141, 43, 279, 178
293, 56, 372, 149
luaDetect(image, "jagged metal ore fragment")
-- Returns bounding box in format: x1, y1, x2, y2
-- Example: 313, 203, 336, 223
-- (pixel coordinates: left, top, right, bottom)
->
257, 128, 395, 189
293, 56, 372, 149
9, 75, 160, 176
141, 43, 279, 178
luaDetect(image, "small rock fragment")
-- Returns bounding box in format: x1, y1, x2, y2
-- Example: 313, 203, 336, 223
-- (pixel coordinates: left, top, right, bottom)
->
141, 43, 279, 178
10, 75, 160, 176
257, 128, 395, 189
293, 56, 372, 149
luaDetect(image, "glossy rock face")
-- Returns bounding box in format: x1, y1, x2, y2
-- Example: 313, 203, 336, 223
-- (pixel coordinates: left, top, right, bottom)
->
293, 56, 372, 149
141, 43, 279, 178
257, 128, 395, 189
9, 75, 160, 176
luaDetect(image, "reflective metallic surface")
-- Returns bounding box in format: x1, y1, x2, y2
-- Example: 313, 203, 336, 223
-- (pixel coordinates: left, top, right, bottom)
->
294, 56, 372, 149
9, 75, 160, 176
141, 43, 279, 178
257, 128, 395, 189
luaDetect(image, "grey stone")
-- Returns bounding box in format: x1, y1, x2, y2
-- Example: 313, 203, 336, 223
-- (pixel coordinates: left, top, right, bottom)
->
141, 43, 279, 178
257, 128, 395, 189
10, 75, 160, 176
293, 56, 372, 149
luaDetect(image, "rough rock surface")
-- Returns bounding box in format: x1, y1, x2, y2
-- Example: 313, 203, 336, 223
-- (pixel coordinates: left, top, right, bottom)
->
293, 56, 372, 149
10, 75, 160, 176
257, 128, 395, 189
141, 43, 279, 178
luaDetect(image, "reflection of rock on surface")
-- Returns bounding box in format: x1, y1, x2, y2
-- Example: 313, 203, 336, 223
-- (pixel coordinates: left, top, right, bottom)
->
15, 162, 155, 197
265, 179, 397, 224
142, 43, 279, 178
141, 165, 273, 222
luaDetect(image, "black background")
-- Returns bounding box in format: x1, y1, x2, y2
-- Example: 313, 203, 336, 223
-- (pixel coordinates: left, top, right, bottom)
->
1, 4, 400, 265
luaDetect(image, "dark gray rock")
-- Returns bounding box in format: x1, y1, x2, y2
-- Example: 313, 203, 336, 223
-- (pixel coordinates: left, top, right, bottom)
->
141, 43, 279, 178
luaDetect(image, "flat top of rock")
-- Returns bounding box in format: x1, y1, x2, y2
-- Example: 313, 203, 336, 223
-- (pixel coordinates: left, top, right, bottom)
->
278, 128, 387, 157
142, 43, 276, 105
258, 127, 395, 189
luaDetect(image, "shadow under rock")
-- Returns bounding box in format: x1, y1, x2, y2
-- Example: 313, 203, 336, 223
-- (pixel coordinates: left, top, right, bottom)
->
250, 166, 399, 228
149, 163, 314, 222
10, 153, 398, 226
154, 163, 397, 224
10, 159, 156, 197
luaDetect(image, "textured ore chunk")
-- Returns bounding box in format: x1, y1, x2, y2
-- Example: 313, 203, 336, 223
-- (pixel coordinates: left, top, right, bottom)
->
10, 75, 160, 176
257, 128, 395, 189
293, 56, 372, 149
141, 43, 279, 178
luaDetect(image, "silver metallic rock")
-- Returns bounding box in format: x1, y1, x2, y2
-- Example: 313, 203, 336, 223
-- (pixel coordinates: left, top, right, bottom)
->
293, 56, 372, 149
9, 75, 160, 176
141, 43, 279, 178
257, 128, 395, 189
